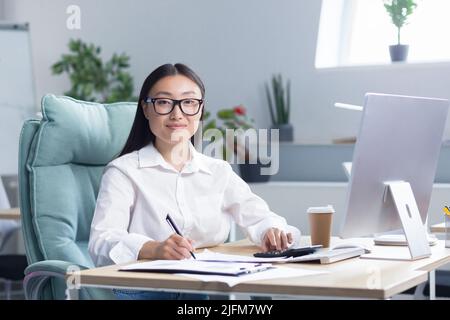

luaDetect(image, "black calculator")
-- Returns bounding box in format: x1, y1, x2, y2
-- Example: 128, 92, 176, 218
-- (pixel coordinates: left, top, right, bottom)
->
253, 245, 322, 258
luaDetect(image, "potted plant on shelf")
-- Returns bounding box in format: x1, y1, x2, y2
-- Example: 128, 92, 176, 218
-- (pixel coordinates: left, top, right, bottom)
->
203, 106, 271, 183
384, 0, 418, 62
51, 39, 137, 103
265, 74, 293, 142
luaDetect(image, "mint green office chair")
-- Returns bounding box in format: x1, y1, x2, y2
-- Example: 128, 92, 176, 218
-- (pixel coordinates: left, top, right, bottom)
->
19, 94, 137, 299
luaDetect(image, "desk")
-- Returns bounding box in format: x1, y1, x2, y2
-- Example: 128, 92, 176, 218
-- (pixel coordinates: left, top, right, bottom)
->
431, 223, 447, 233
72, 237, 450, 300
0, 207, 20, 220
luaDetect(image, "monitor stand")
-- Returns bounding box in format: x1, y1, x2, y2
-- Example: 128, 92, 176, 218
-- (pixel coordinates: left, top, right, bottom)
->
370, 181, 431, 261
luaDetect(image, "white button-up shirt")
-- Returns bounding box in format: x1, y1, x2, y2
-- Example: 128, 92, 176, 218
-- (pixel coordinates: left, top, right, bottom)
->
88, 143, 300, 266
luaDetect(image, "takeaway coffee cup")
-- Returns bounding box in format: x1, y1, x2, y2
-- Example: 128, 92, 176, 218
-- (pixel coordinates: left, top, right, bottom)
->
308, 205, 335, 248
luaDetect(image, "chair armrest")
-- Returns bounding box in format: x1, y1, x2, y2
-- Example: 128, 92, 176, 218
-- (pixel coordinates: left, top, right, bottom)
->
25, 260, 88, 275
24, 260, 88, 300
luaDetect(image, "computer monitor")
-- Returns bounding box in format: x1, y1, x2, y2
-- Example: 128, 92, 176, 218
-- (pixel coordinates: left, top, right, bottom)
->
340, 93, 449, 259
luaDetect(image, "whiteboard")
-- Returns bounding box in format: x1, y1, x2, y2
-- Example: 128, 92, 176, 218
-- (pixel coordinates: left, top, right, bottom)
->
0, 23, 36, 175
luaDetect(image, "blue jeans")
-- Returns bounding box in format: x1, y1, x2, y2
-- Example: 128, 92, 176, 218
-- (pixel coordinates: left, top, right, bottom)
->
113, 289, 208, 300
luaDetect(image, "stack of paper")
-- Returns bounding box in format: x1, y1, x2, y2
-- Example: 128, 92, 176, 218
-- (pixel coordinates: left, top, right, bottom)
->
120, 260, 272, 276
119, 257, 328, 287
177, 267, 326, 287
195, 248, 364, 265
195, 250, 291, 263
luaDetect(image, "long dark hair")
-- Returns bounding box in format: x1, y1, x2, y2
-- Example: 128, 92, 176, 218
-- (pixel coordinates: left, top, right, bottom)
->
119, 63, 205, 157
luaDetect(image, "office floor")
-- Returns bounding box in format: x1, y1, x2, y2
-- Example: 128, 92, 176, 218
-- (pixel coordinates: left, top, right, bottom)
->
0, 287, 449, 300
227, 292, 436, 300
0, 281, 25, 300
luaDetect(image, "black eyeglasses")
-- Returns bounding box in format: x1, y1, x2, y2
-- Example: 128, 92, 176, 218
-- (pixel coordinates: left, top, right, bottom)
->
145, 97, 204, 116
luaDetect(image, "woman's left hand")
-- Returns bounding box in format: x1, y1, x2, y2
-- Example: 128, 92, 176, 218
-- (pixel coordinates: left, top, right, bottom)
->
261, 228, 293, 252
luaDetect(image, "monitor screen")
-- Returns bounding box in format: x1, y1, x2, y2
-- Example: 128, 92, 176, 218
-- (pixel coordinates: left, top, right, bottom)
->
340, 93, 449, 238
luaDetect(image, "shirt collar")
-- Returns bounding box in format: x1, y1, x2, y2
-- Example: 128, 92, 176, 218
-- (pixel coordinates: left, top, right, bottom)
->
138, 143, 170, 170
188, 143, 213, 175
138, 142, 212, 175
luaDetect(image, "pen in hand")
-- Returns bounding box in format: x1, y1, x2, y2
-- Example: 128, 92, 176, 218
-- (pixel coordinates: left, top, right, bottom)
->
165, 214, 196, 259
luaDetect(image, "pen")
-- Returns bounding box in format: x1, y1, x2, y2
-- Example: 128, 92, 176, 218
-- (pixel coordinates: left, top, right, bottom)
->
166, 214, 196, 259
238, 263, 272, 275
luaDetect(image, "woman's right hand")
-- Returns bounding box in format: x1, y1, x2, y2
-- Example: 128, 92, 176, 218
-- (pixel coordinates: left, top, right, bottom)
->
138, 234, 194, 260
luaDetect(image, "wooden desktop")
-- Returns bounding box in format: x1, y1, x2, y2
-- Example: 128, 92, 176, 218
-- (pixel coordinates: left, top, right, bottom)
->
71, 236, 450, 300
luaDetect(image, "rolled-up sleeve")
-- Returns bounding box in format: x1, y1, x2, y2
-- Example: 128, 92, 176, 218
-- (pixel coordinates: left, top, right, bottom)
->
222, 163, 301, 247
88, 166, 153, 266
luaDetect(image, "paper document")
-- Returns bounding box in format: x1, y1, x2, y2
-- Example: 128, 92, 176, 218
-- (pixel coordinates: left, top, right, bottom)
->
195, 248, 364, 265
178, 267, 328, 287
195, 249, 292, 263
119, 252, 329, 287
120, 260, 273, 276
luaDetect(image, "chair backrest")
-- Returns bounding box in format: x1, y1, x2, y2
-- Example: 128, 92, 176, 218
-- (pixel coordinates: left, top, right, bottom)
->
19, 94, 137, 299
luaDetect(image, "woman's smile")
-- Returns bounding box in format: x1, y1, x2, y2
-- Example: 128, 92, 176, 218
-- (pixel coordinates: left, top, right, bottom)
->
166, 123, 187, 130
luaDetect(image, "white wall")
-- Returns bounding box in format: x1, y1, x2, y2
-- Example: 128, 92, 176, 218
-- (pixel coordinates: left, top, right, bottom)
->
0, 0, 4, 19
4, 0, 450, 144
248, 182, 450, 238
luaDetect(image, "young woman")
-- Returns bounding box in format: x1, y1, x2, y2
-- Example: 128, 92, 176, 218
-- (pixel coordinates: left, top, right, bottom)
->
88, 63, 301, 299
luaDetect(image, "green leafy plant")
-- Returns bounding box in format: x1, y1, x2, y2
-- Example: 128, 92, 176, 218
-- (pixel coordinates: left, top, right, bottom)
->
202, 105, 255, 160
203, 105, 254, 132
384, 0, 418, 45
51, 39, 136, 103
265, 74, 291, 126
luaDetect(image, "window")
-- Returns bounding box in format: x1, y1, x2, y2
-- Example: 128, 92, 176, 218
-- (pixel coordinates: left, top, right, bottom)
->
316, 0, 450, 68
